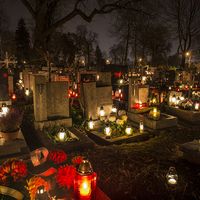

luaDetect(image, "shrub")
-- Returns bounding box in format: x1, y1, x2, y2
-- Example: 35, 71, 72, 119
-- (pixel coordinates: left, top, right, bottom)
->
0, 108, 23, 132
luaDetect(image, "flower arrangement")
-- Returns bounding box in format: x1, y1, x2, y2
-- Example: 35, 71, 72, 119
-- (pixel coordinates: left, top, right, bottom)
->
0, 159, 27, 184
72, 156, 84, 166
44, 125, 78, 143
56, 165, 76, 189
48, 150, 67, 164
25, 176, 49, 200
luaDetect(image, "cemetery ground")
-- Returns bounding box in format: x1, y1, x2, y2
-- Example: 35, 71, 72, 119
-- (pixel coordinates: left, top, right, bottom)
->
1, 105, 200, 200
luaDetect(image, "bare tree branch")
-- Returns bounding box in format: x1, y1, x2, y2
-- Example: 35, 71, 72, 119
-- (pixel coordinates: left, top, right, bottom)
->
20, 0, 36, 18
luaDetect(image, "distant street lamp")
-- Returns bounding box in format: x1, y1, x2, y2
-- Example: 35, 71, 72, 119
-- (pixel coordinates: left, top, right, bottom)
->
185, 51, 191, 67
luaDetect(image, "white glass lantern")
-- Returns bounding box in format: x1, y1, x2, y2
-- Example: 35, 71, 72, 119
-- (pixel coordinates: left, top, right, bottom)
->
58, 129, 66, 141
139, 121, 144, 133
171, 95, 176, 105
111, 105, 117, 113
195, 103, 199, 111
96, 74, 100, 81
119, 79, 123, 84
104, 126, 112, 138
99, 106, 105, 117
166, 167, 178, 186
88, 117, 94, 130
25, 88, 30, 96
180, 96, 185, 101
125, 126, 133, 136
169, 86, 171, 90
1, 104, 9, 115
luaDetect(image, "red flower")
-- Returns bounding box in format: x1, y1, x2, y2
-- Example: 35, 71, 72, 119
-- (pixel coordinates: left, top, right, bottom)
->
0, 159, 27, 184
72, 156, 83, 166
56, 165, 76, 189
48, 150, 67, 164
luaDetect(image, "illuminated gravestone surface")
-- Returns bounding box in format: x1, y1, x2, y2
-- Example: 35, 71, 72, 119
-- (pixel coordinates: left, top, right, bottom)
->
33, 75, 72, 130
8, 75, 14, 95
128, 78, 149, 111
182, 71, 192, 83
80, 72, 112, 120
127, 78, 177, 129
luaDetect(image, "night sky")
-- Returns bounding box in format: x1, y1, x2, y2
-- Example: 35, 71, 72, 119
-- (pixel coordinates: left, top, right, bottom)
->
3, 0, 116, 54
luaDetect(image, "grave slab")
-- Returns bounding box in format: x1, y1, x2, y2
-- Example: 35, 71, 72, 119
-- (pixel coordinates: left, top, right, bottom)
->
0, 130, 29, 157
127, 111, 177, 130
86, 129, 152, 145
179, 140, 200, 165
166, 106, 200, 124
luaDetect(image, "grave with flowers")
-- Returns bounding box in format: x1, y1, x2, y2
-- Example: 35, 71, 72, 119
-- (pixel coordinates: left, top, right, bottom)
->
127, 79, 177, 130
0, 105, 29, 157
85, 108, 151, 145
0, 148, 109, 200
166, 89, 200, 124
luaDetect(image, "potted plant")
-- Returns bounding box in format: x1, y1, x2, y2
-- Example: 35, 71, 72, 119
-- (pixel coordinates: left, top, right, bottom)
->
0, 108, 23, 141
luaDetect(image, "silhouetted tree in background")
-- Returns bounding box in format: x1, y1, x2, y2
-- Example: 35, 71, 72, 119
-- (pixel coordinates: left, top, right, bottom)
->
15, 18, 31, 64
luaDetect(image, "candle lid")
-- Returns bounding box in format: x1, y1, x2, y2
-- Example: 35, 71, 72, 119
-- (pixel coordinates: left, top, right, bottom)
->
78, 159, 93, 175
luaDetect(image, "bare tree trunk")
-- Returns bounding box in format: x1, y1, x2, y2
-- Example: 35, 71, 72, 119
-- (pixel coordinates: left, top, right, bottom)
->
124, 23, 130, 65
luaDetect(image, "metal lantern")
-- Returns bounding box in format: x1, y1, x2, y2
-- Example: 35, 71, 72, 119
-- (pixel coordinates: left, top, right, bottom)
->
125, 125, 133, 136
152, 107, 158, 118
1, 104, 9, 115
104, 126, 112, 139
88, 117, 94, 130
25, 88, 30, 96
139, 121, 144, 133
195, 103, 199, 111
74, 159, 97, 200
171, 95, 176, 105
99, 106, 105, 117
111, 105, 117, 113
166, 167, 178, 186
57, 128, 66, 141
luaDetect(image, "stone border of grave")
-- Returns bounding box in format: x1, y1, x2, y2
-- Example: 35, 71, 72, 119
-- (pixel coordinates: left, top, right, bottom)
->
165, 106, 200, 124
35, 127, 95, 152
179, 140, 200, 165
86, 129, 152, 145
127, 111, 177, 130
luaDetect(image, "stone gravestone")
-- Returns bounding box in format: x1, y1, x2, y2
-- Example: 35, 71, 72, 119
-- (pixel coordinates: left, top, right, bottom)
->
33, 75, 72, 130
80, 72, 112, 120
8, 75, 14, 95
128, 78, 149, 111
0, 69, 9, 101
182, 71, 192, 83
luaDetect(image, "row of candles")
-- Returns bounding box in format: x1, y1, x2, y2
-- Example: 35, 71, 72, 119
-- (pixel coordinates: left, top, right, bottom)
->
88, 118, 144, 137
170, 95, 199, 110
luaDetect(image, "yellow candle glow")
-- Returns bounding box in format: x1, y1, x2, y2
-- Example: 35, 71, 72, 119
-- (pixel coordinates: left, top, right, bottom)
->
88, 121, 94, 130
80, 180, 91, 196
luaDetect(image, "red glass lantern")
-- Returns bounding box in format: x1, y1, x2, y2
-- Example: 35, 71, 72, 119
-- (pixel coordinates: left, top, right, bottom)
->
132, 102, 148, 109
74, 160, 97, 200
11, 93, 17, 101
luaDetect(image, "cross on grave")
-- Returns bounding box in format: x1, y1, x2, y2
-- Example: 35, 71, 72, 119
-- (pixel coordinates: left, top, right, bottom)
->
0, 52, 17, 69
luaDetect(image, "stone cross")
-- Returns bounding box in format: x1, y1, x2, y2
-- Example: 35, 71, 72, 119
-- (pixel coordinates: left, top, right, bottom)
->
0, 52, 17, 69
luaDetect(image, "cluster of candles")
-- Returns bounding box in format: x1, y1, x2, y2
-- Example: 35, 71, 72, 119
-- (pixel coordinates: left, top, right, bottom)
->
68, 89, 78, 98
88, 106, 144, 136
170, 95, 185, 106
170, 95, 200, 111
